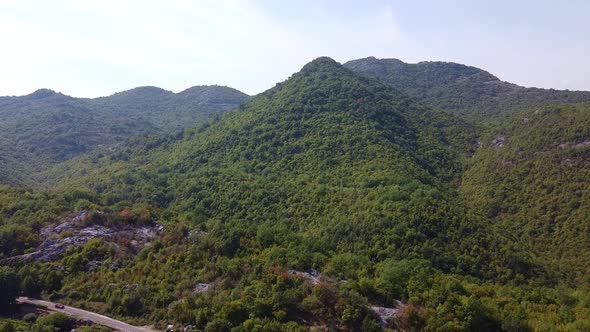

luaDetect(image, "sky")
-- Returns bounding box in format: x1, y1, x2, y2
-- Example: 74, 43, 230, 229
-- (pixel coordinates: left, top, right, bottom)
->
0, 0, 589, 97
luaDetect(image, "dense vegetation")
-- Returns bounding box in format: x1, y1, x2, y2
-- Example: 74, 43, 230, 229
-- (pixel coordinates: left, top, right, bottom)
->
461, 102, 590, 285
0, 85, 249, 185
0, 312, 110, 332
1, 57, 589, 331
344, 57, 590, 121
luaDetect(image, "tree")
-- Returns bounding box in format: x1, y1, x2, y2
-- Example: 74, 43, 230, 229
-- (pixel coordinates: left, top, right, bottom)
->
34, 313, 72, 331
0, 321, 16, 332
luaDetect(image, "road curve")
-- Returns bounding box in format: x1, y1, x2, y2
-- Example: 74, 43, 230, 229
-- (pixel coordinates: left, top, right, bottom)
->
17, 297, 155, 332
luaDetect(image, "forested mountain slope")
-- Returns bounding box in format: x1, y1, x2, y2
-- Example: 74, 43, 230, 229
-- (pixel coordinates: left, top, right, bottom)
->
461, 102, 590, 284
72, 56, 496, 271
345, 56, 590, 284
344, 57, 590, 120
0, 85, 249, 185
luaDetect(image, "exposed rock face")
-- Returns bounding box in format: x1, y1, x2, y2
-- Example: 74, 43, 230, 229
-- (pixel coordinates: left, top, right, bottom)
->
0, 211, 163, 265
369, 301, 406, 329
287, 269, 322, 285
193, 283, 212, 293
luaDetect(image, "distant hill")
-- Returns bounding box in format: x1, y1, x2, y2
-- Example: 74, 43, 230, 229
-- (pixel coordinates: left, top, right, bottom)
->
344, 57, 590, 120
0, 85, 249, 185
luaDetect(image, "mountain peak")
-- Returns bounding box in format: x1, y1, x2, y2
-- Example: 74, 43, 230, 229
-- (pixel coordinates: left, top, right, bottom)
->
178, 85, 238, 96
176, 85, 250, 105
344, 56, 590, 120
101, 86, 173, 101
346, 57, 405, 68
300, 57, 342, 74
345, 57, 497, 81
118, 86, 172, 96
29, 88, 59, 99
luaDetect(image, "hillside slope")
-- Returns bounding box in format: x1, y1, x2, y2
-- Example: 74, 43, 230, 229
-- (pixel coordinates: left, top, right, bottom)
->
461, 102, 590, 283
54, 57, 488, 268
344, 57, 590, 120
125, 56, 487, 267
0, 85, 249, 185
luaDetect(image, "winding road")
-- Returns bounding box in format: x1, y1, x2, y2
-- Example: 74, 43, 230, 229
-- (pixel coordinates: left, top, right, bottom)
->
17, 297, 155, 332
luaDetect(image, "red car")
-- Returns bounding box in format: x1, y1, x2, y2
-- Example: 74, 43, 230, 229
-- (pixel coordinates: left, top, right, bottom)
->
54, 303, 65, 309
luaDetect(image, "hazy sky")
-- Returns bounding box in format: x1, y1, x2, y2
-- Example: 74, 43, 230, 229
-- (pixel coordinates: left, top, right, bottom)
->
1, 0, 589, 97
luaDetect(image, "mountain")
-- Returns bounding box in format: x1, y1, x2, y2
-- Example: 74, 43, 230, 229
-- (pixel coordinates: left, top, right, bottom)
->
1, 57, 589, 330
84, 56, 489, 268
0, 85, 249, 185
2, 57, 573, 331
344, 57, 590, 120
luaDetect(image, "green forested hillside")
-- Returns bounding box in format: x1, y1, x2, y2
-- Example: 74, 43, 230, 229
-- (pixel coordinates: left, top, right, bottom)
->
2, 58, 589, 331
66, 56, 500, 274
344, 57, 590, 120
0, 85, 249, 185
461, 102, 590, 284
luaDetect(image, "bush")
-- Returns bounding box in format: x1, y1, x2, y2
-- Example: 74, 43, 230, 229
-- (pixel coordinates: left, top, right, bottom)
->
34, 313, 72, 331
23, 313, 38, 323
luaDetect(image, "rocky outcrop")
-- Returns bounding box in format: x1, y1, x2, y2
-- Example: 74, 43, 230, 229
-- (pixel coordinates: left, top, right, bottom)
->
287, 269, 322, 285
369, 301, 407, 329
0, 211, 163, 266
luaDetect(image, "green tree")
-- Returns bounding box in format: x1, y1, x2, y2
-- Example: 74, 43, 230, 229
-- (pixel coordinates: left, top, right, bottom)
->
34, 313, 72, 332
0, 321, 16, 332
